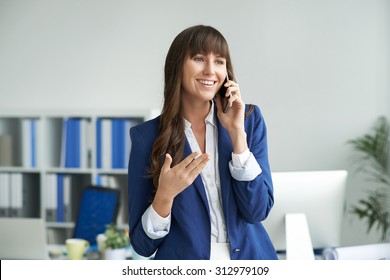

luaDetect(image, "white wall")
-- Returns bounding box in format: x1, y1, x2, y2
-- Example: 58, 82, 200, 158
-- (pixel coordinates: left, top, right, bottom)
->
1, 0, 389, 246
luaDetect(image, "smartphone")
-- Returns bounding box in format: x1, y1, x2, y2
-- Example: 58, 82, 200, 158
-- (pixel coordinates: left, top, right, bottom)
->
218, 75, 230, 113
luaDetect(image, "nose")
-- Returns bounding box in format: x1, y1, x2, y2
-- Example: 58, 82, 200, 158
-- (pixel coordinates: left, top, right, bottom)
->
203, 61, 215, 76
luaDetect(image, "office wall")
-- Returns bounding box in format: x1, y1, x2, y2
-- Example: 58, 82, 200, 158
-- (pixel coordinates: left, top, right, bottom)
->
1, 0, 389, 246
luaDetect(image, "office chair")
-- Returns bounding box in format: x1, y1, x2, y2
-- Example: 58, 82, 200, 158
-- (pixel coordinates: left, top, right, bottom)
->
73, 186, 120, 245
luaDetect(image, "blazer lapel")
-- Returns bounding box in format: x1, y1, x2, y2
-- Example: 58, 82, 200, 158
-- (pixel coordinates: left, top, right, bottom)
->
184, 140, 210, 213
216, 114, 233, 217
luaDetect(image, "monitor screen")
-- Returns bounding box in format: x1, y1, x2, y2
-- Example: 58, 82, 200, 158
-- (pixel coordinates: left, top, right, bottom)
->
73, 186, 120, 245
262, 170, 348, 253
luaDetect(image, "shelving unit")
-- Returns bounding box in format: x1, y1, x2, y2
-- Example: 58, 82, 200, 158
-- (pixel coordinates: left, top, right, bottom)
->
0, 108, 159, 244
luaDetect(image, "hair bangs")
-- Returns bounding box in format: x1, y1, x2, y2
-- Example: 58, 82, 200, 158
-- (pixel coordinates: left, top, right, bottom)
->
187, 27, 229, 59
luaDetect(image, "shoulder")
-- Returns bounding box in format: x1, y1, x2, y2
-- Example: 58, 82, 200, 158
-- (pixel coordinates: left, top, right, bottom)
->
245, 104, 264, 123
244, 104, 268, 142
130, 116, 160, 142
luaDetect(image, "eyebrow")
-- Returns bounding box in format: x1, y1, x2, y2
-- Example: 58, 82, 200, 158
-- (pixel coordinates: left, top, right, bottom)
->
190, 52, 226, 60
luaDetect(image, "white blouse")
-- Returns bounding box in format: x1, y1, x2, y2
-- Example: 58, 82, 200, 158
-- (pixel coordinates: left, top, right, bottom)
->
141, 102, 262, 246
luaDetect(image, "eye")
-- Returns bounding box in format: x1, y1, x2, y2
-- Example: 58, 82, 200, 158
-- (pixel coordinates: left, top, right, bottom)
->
216, 59, 225, 65
193, 56, 204, 62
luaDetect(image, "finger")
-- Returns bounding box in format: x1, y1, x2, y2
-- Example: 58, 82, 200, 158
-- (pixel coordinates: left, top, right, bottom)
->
185, 155, 210, 180
186, 153, 209, 168
177, 151, 199, 169
225, 80, 239, 88
227, 86, 240, 97
161, 153, 172, 173
227, 92, 239, 106
187, 154, 210, 179
228, 94, 245, 110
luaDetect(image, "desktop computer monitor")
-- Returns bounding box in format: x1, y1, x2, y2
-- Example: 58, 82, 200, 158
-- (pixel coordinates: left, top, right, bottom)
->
262, 170, 347, 254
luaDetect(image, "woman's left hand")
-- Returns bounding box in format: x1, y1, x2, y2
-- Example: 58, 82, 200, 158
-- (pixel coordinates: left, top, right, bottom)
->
215, 80, 248, 154
215, 79, 245, 134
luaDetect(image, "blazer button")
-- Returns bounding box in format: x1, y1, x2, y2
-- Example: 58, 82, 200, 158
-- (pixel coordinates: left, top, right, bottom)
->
233, 248, 240, 253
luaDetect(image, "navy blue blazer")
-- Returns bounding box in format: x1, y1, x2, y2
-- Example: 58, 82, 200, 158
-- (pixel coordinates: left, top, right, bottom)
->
128, 104, 278, 260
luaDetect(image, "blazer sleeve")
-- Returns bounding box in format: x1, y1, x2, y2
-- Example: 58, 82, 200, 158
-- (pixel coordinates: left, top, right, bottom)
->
231, 105, 275, 224
128, 125, 165, 257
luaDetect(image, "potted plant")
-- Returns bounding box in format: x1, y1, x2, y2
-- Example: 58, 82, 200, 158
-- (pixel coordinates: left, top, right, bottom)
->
103, 224, 130, 260
347, 116, 390, 242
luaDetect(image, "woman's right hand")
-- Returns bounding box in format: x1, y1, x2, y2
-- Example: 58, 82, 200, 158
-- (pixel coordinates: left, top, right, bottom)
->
152, 151, 210, 217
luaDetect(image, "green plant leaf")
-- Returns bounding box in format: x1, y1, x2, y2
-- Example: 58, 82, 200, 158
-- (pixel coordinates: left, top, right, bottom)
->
348, 116, 390, 242
103, 224, 130, 249
351, 189, 389, 241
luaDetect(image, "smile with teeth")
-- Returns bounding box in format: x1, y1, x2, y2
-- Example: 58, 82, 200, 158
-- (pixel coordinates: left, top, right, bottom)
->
197, 79, 216, 86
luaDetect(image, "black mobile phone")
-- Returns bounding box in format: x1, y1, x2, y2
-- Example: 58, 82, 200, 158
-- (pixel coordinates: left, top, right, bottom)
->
218, 76, 230, 113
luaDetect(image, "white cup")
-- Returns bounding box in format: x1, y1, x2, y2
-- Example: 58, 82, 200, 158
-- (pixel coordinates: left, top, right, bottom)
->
96, 234, 107, 259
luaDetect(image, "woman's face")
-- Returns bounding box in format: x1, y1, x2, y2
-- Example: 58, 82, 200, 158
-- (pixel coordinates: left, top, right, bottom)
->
181, 52, 227, 104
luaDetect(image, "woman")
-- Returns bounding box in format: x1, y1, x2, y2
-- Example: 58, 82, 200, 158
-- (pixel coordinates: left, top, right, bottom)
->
128, 25, 277, 260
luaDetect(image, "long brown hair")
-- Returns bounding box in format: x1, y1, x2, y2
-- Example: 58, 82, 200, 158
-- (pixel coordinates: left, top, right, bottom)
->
149, 25, 235, 189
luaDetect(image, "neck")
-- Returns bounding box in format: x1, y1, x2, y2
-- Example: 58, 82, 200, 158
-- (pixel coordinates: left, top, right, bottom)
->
182, 100, 212, 125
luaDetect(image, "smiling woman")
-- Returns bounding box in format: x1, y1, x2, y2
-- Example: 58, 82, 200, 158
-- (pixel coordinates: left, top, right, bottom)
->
127, 25, 277, 260
181, 52, 227, 105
